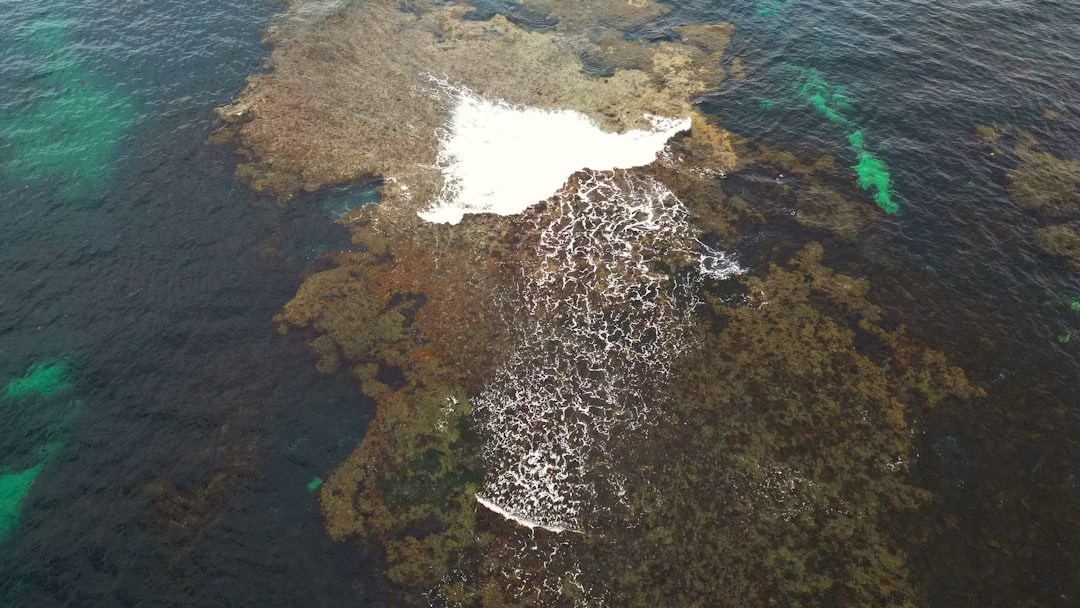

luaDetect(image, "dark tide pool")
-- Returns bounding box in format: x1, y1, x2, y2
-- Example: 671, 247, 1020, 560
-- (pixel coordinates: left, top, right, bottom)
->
2, 0, 1079, 605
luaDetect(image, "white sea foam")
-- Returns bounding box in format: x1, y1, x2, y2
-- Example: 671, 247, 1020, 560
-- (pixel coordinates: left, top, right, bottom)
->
473, 170, 742, 535
418, 93, 690, 224
475, 494, 579, 534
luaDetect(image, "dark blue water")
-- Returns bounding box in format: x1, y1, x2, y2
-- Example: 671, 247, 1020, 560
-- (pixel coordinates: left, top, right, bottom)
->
2, 0, 1078, 605
1, 0, 381, 605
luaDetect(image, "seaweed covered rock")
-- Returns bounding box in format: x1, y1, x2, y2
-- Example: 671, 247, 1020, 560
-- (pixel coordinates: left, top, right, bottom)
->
1033, 223, 1080, 268
1005, 142, 1080, 217
518, 0, 669, 31
722, 138, 879, 236
269, 207, 519, 602
587, 244, 983, 607
978, 125, 1080, 218
214, 0, 729, 203
293, 191, 983, 608
977, 124, 1080, 269
221, 2, 987, 605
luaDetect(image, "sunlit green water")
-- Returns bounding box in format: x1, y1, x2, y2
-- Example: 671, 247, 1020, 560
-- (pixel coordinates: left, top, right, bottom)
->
1, 360, 75, 544
0, 5, 133, 204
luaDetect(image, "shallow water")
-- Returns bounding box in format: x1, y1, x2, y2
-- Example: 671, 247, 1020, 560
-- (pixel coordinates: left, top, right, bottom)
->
1, 0, 1078, 605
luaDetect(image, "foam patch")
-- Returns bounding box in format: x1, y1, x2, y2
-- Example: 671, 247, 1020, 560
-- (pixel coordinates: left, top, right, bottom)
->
473, 170, 741, 533
418, 93, 690, 224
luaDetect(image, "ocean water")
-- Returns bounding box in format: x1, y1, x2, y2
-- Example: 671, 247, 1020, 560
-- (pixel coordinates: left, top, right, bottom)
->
0, 0, 380, 604
1, 0, 1078, 606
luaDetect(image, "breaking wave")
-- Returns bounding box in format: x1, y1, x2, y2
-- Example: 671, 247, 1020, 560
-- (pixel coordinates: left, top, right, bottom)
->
418, 88, 690, 224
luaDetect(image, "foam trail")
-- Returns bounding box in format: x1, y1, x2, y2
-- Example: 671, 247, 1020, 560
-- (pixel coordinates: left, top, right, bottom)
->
473, 170, 741, 534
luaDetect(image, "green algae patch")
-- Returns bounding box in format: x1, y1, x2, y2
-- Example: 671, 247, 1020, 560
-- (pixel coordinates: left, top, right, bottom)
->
283, 437, 306, 456
853, 147, 899, 213
1, 356, 74, 542
0, 464, 45, 543
306, 477, 324, 492
794, 68, 854, 129
791, 69, 898, 214
849, 129, 897, 213
6, 360, 73, 399
1, 80, 134, 203
1, 12, 135, 204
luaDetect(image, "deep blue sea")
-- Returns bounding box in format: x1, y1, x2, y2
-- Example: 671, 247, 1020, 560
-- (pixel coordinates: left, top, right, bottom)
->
0, 0, 379, 604
1, 0, 1078, 605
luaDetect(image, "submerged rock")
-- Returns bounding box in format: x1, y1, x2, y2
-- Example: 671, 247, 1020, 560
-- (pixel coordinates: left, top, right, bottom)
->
978, 124, 1080, 270
1034, 223, 1080, 268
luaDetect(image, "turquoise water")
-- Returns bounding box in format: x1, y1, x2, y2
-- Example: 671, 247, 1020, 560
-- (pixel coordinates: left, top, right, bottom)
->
0, 4, 133, 204
1, 0, 1078, 605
